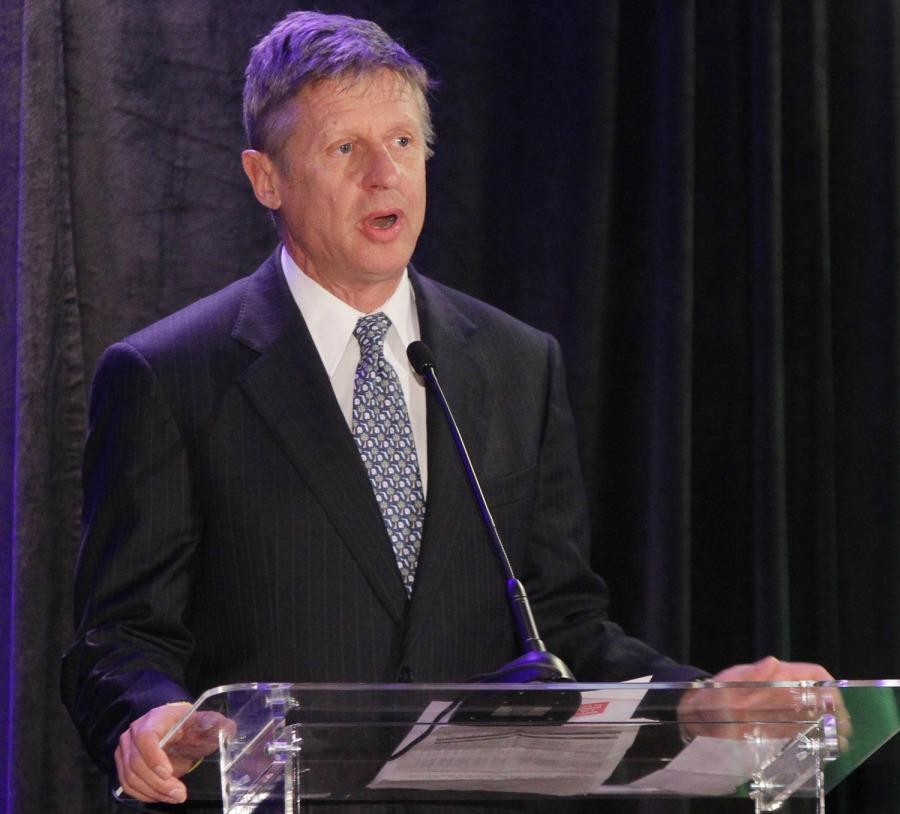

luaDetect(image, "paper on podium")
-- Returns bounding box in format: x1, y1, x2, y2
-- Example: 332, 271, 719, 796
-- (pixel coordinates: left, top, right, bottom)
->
369, 679, 652, 795
628, 734, 788, 795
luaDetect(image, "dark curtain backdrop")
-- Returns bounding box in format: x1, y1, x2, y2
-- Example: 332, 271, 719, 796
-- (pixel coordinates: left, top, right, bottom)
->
1, 1, 898, 812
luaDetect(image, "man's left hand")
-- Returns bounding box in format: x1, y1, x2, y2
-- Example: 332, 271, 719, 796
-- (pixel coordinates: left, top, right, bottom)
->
677, 656, 851, 749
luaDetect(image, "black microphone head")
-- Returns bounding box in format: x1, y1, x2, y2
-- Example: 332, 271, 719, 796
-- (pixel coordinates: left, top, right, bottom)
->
407, 340, 436, 375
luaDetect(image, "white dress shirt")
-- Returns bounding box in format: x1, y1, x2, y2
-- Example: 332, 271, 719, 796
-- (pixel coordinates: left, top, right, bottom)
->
281, 247, 428, 494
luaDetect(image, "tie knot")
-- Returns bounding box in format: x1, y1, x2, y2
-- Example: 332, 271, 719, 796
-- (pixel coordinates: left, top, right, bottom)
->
354, 312, 392, 357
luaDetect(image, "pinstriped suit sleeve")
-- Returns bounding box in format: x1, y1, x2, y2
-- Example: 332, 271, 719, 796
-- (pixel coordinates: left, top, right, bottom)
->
61, 342, 197, 773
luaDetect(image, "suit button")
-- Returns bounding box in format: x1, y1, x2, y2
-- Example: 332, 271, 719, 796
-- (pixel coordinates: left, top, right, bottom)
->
398, 665, 413, 682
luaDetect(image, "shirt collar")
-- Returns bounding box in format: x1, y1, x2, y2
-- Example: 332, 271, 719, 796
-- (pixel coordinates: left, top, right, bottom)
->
281, 246, 417, 376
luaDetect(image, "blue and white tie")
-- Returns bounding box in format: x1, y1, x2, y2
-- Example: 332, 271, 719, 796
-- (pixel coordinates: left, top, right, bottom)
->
352, 313, 424, 595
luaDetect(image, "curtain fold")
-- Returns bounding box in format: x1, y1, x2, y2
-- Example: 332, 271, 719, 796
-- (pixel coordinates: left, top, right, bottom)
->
1, 1, 898, 812
0, 0, 23, 802
780, 0, 840, 668
6, 0, 97, 811
748, 0, 790, 657
642, 0, 695, 663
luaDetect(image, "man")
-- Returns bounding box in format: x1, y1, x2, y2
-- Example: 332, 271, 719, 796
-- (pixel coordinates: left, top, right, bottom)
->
61, 11, 836, 809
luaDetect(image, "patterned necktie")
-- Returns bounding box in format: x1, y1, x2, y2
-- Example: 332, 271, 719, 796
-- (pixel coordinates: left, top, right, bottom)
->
352, 312, 425, 595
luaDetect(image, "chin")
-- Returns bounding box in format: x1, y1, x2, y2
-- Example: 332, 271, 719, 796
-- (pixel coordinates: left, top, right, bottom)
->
359, 254, 413, 280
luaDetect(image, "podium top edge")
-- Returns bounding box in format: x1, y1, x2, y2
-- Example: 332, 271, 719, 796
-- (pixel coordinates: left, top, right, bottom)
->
191, 678, 900, 704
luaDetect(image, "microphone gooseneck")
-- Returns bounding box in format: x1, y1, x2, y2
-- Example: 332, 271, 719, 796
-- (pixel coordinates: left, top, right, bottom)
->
406, 340, 575, 683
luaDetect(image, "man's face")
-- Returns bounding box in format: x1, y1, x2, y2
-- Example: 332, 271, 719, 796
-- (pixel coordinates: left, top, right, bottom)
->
271, 69, 427, 298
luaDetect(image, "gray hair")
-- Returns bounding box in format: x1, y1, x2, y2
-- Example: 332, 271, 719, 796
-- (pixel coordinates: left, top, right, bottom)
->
243, 11, 435, 162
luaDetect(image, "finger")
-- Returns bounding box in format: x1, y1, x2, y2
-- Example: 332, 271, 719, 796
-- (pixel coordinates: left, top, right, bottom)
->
131, 723, 179, 782
708, 655, 783, 684
760, 660, 835, 683
116, 731, 186, 804
823, 688, 852, 744
115, 737, 155, 802
750, 655, 785, 681
170, 712, 225, 765
836, 696, 852, 738
183, 711, 226, 742
121, 725, 189, 803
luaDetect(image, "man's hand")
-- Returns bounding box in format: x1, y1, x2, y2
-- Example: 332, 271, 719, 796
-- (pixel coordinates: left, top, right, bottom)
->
677, 656, 851, 748
115, 702, 233, 804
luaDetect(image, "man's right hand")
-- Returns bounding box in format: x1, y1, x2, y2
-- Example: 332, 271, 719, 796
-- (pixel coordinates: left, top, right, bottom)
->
115, 702, 194, 803
115, 701, 233, 804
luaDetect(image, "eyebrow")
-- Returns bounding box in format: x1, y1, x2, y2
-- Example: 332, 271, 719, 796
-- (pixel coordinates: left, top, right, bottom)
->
317, 115, 421, 145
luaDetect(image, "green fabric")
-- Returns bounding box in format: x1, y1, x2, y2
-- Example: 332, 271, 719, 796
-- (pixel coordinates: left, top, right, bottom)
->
827, 687, 900, 791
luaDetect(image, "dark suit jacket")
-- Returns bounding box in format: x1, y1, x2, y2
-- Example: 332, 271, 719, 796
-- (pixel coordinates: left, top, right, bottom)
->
61, 250, 699, 802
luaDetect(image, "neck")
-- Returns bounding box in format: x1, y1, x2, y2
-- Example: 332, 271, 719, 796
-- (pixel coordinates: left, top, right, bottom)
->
284, 246, 404, 313
319, 279, 399, 313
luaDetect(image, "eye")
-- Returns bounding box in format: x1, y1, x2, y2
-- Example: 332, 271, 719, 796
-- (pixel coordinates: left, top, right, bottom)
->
395, 136, 411, 148
337, 142, 353, 155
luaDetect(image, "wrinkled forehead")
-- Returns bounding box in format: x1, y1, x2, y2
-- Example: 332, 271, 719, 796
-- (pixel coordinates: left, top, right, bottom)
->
299, 68, 426, 122
267, 68, 429, 163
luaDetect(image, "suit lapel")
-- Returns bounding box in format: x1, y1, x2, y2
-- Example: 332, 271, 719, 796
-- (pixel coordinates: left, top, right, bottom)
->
404, 272, 487, 647
231, 254, 409, 625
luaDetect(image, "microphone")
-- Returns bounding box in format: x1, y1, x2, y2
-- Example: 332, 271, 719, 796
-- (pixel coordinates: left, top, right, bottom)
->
407, 340, 575, 683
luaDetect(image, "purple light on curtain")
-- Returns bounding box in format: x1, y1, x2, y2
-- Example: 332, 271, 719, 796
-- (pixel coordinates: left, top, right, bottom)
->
1, 2, 24, 809
2, 473, 16, 814
0, 200, 19, 814
0, 150, 20, 814
0, 10, 21, 809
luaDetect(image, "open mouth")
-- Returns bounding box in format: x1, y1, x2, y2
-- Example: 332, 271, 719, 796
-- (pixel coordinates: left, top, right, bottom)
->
369, 214, 398, 229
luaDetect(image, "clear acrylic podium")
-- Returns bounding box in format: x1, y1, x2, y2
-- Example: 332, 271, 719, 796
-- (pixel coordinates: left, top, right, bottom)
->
130, 680, 899, 813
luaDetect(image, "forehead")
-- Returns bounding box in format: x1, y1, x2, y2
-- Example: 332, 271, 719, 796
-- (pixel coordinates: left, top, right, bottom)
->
295, 69, 424, 131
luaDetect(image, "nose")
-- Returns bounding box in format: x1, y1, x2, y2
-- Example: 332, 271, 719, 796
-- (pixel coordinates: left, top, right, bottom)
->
363, 147, 400, 190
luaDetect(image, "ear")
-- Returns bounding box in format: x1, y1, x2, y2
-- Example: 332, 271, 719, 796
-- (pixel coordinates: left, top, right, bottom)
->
241, 150, 283, 211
